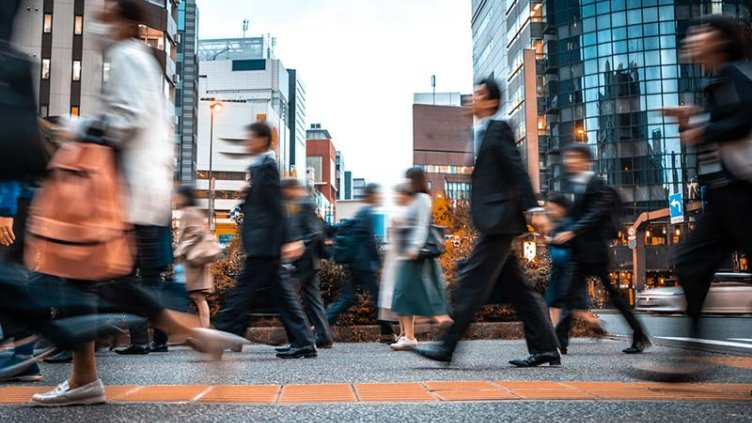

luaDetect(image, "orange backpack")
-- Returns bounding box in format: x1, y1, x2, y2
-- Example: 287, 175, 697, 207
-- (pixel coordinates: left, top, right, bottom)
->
25, 142, 135, 280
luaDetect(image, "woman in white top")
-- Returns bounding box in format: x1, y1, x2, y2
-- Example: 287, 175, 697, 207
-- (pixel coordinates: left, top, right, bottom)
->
378, 183, 413, 331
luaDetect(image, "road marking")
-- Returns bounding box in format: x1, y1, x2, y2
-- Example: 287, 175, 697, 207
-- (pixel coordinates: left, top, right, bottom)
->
656, 337, 752, 349
727, 338, 752, 343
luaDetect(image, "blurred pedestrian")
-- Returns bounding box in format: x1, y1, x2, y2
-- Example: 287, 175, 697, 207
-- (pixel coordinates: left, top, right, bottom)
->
200, 122, 316, 360
326, 184, 398, 343
413, 77, 560, 367
553, 144, 648, 354
390, 168, 452, 351
279, 179, 334, 350
656, 15, 752, 380
174, 186, 215, 329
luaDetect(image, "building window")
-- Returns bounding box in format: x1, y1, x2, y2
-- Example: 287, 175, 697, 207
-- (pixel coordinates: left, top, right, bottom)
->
40, 105, 49, 117
72, 61, 81, 81
41, 59, 51, 80
74, 15, 83, 35
70, 106, 80, 120
103, 62, 110, 82
43, 14, 52, 33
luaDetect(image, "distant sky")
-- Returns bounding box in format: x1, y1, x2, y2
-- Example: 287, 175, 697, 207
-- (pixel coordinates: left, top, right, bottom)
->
195, 0, 473, 187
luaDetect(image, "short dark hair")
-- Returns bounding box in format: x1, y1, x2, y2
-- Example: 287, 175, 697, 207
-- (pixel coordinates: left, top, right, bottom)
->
564, 143, 594, 161
546, 193, 572, 212
694, 15, 752, 62
177, 185, 197, 207
247, 122, 273, 149
112, 0, 145, 24
405, 167, 430, 195
280, 178, 303, 190
364, 183, 381, 197
476, 76, 502, 113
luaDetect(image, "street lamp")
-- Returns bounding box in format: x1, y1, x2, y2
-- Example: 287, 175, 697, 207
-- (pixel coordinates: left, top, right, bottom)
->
576, 127, 585, 143
208, 101, 223, 232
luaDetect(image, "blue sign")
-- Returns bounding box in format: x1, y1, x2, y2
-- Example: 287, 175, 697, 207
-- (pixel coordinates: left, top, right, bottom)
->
669, 192, 684, 224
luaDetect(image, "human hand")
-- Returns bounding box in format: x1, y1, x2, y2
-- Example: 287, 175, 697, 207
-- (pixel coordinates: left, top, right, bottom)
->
553, 231, 576, 244
530, 213, 550, 235
680, 126, 705, 146
660, 105, 702, 128
282, 240, 305, 262
406, 250, 419, 260
0, 217, 15, 246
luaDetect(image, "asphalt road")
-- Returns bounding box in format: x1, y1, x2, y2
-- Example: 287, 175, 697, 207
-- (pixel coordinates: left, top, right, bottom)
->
599, 312, 752, 355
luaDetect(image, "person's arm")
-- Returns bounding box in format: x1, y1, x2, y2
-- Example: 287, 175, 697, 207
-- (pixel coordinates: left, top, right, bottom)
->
703, 65, 752, 145
406, 195, 431, 257
490, 121, 539, 210
0, 181, 21, 246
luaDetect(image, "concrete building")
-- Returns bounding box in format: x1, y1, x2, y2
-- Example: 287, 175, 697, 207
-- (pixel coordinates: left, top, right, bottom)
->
306, 124, 338, 222
413, 93, 474, 200
175, 0, 199, 184
335, 151, 345, 200
343, 170, 353, 200
470, 0, 751, 291
352, 177, 368, 200
288, 69, 307, 180
197, 36, 295, 238
12, 0, 179, 122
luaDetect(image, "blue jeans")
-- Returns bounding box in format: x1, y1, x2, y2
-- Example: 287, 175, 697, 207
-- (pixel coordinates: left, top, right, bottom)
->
325, 267, 394, 336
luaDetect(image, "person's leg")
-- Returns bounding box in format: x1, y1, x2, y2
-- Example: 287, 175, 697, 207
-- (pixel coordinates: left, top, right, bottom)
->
299, 272, 334, 344
273, 263, 315, 349
594, 263, 645, 340
501, 255, 559, 355
213, 257, 267, 337
189, 292, 211, 329
69, 342, 97, 388
440, 236, 511, 352
325, 268, 358, 326
359, 269, 395, 336
554, 309, 572, 352
549, 308, 561, 327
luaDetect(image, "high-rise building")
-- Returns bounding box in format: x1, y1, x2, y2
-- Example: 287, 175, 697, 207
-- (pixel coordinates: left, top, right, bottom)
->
412, 92, 474, 200
343, 170, 353, 200
288, 69, 307, 181
197, 36, 294, 238
175, 0, 199, 184
12, 0, 179, 122
471, 0, 750, 289
335, 151, 345, 200
306, 123, 338, 221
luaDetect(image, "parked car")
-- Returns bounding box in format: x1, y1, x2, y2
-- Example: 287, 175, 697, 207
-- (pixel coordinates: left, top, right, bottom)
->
635, 273, 752, 314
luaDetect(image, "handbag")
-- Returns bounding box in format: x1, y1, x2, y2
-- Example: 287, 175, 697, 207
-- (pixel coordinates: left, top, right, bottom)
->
417, 225, 446, 260
0, 42, 49, 180
717, 62, 752, 183
176, 228, 222, 266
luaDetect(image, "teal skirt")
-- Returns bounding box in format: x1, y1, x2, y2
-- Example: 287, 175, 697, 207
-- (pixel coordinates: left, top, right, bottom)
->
391, 258, 449, 317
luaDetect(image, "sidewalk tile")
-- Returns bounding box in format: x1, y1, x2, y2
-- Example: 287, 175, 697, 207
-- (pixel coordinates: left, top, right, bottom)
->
433, 389, 519, 401
355, 383, 436, 402
496, 381, 569, 389
278, 384, 355, 403
510, 389, 598, 400
424, 381, 500, 391
0, 386, 50, 404
117, 385, 209, 402
198, 385, 280, 403
105, 385, 143, 400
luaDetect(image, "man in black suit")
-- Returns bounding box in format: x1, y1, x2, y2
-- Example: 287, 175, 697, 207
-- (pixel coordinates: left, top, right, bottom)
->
281, 179, 334, 349
413, 78, 560, 367
211, 122, 317, 359
553, 144, 649, 354
326, 184, 396, 342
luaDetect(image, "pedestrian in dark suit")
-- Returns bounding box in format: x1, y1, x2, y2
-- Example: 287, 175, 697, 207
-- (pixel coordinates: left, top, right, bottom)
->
281, 179, 334, 349
211, 122, 316, 359
326, 184, 396, 342
553, 144, 649, 354
413, 78, 561, 367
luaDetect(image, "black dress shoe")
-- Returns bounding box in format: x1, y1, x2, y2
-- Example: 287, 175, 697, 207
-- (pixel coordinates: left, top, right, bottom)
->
315, 340, 333, 349
275, 345, 291, 353
411, 344, 453, 363
114, 344, 150, 355
560, 347, 568, 355
44, 350, 73, 364
623, 335, 652, 354
150, 343, 168, 353
509, 351, 561, 367
276, 345, 317, 359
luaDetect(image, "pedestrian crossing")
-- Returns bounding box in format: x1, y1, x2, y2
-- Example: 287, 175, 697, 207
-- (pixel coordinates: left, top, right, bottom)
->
655, 337, 752, 349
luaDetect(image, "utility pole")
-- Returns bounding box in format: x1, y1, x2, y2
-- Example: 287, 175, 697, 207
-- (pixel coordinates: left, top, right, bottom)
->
431, 74, 436, 105
242, 19, 249, 38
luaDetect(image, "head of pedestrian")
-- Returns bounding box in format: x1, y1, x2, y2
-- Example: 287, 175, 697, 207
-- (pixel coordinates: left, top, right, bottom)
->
394, 182, 413, 207
364, 183, 382, 207
472, 77, 501, 119
93, 0, 145, 50
545, 193, 571, 223
244, 122, 273, 156
175, 185, 197, 210
281, 178, 307, 201
405, 167, 430, 196
563, 143, 594, 176
684, 15, 751, 71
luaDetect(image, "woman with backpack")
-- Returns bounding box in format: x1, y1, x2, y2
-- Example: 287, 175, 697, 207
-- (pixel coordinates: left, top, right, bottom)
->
174, 186, 218, 329
389, 167, 452, 351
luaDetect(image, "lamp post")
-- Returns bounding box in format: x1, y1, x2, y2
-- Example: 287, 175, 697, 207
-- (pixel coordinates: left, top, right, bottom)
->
576, 127, 585, 143
208, 101, 223, 231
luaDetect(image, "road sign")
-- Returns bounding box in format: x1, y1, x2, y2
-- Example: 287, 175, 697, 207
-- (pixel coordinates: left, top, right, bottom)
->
628, 239, 636, 249
628, 227, 636, 236
669, 192, 684, 224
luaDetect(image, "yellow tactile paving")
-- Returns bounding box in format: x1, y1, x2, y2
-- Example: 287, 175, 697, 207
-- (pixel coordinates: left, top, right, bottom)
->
694, 356, 752, 370
0, 381, 749, 405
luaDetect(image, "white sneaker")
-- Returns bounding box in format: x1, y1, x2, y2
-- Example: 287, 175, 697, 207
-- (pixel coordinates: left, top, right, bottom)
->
31, 379, 106, 407
390, 337, 418, 351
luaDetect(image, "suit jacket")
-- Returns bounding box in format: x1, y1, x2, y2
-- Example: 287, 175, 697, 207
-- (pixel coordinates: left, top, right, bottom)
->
350, 205, 381, 272
471, 120, 538, 236
569, 174, 610, 264
240, 155, 300, 257
291, 197, 324, 272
